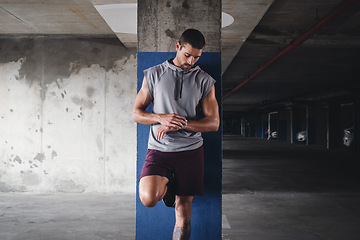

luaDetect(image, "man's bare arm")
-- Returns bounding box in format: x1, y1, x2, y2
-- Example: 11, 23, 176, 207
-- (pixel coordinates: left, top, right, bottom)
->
132, 77, 187, 128
185, 86, 219, 132
153, 85, 219, 140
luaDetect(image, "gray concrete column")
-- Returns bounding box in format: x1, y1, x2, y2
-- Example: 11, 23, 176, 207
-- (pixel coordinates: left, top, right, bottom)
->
289, 109, 294, 143
278, 110, 287, 141
241, 117, 246, 137
138, 0, 221, 52
136, 1, 222, 239
356, 99, 360, 152
327, 101, 342, 149
306, 105, 316, 145
307, 103, 327, 147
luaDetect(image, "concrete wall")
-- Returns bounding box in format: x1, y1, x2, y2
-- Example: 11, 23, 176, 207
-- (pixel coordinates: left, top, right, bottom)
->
0, 37, 137, 193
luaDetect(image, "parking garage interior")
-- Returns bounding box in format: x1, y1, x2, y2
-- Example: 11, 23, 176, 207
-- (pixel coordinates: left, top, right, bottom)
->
1, 0, 360, 239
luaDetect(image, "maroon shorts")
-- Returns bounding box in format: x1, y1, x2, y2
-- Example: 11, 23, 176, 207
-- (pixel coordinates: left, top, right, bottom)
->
140, 145, 204, 196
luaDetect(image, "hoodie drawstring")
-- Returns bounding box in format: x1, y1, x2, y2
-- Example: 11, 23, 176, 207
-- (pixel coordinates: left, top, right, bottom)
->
174, 70, 183, 100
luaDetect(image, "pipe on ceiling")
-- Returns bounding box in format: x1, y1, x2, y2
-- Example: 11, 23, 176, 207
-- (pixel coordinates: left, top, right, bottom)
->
222, 0, 360, 100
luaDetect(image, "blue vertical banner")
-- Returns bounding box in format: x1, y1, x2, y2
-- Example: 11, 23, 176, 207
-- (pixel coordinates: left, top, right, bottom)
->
136, 52, 222, 240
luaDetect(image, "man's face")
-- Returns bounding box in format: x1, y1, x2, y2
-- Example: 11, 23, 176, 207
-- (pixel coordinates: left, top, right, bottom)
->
174, 42, 203, 71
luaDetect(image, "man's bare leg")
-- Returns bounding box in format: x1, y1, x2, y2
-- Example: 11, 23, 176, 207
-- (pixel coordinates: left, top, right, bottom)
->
139, 175, 168, 207
173, 196, 193, 240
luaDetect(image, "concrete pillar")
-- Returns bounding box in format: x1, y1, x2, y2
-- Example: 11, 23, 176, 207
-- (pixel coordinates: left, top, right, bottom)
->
328, 101, 342, 149
255, 114, 263, 138
241, 117, 246, 137
292, 107, 306, 144
290, 109, 294, 143
138, 0, 221, 52
315, 104, 328, 148
278, 111, 287, 141
268, 112, 278, 140
306, 105, 317, 145
286, 109, 292, 143
306, 103, 327, 147
136, 1, 222, 239
355, 100, 360, 152
262, 113, 268, 139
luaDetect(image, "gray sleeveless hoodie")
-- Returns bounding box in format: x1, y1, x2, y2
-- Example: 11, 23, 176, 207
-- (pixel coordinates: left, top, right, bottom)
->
144, 60, 216, 152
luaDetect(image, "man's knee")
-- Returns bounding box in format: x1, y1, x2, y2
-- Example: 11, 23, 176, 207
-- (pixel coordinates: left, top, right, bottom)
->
139, 175, 168, 207
139, 191, 158, 208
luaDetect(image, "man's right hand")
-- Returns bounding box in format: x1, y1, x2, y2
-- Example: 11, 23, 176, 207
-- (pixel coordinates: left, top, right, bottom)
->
155, 125, 180, 140
158, 113, 187, 128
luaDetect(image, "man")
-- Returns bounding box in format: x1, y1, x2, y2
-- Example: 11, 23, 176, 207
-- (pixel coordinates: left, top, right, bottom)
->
133, 29, 219, 240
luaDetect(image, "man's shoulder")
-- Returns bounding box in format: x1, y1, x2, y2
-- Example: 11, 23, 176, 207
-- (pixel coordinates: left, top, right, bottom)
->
194, 66, 216, 82
144, 61, 170, 84
145, 61, 168, 73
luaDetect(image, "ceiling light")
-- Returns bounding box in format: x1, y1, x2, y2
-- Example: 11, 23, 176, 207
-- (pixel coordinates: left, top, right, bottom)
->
222, 12, 234, 28
95, 4, 137, 34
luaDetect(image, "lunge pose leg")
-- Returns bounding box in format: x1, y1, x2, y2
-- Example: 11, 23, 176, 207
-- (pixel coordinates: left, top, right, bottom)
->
173, 196, 193, 240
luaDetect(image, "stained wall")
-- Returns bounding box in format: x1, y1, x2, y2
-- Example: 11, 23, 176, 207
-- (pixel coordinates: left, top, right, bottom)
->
0, 37, 137, 193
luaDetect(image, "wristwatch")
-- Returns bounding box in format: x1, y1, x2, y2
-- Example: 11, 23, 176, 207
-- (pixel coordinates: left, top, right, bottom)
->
182, 120, 188, 130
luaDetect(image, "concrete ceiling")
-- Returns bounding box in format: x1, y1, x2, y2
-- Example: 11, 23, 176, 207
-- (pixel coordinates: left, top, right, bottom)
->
222, 0, 360, 113
0, 0, 113, 35
0, 0, 359, 113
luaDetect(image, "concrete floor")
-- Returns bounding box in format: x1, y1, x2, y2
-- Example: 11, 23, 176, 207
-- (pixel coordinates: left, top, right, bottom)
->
222, 136, 360, 240
1, 136, 360, 239
0, 193, 136, 240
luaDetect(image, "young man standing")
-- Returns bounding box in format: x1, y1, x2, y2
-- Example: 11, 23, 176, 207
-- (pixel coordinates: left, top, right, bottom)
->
133, 29, 219, 240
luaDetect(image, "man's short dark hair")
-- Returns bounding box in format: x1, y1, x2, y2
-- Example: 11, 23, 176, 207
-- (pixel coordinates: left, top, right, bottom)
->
179, 29, 205, 50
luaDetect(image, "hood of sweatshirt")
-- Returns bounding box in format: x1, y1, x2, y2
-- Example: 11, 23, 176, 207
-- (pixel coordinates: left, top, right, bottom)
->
165, 59, 200, 100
